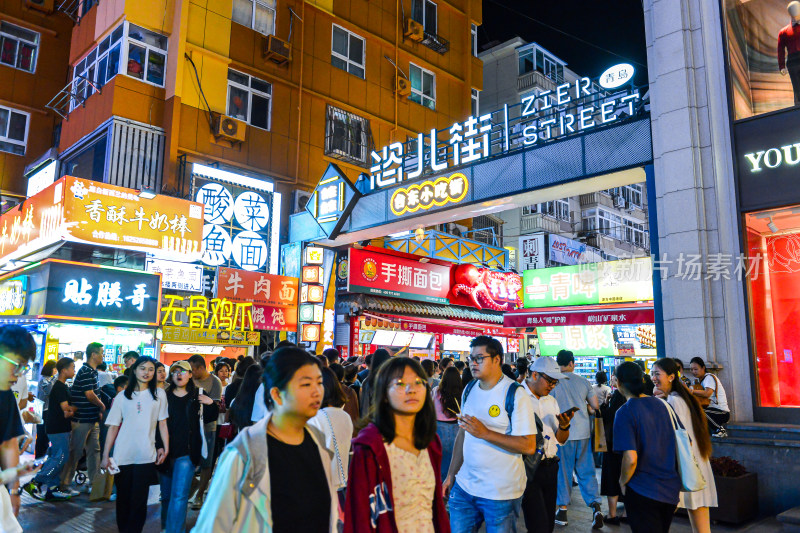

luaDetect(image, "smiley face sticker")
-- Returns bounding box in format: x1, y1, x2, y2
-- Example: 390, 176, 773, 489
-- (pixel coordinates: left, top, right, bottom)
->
488, 405, 501, 417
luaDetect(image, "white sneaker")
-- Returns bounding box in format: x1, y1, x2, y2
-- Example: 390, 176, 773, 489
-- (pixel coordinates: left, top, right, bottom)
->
46, 488, 72, 501
62, 487, 80, 497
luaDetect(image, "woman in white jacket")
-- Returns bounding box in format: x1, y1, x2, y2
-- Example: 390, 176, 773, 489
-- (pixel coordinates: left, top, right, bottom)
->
192, 347, 339, 533
651, 358, 717, 533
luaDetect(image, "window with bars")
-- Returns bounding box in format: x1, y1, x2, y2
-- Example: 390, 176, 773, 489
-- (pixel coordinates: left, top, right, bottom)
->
409, 63, 435, 110
0, 104, 29, 156
227, 69, 272, 130
331, 24, 365, 78
0, 21, 38, 73
232, 0, 277, 36
325, 106, 370, 166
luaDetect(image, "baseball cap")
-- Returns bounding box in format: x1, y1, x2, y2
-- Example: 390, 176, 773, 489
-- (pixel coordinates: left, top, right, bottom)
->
169, 360, 192, 374
530, 357, 566, 380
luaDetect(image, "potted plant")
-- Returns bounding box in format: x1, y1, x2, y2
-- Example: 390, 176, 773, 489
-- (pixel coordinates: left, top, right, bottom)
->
709, 456, 758, 524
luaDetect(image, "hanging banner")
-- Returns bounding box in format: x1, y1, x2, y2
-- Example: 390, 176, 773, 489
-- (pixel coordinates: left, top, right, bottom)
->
548, 234, 587, 266
216, 267, 298, 308
347, 248, 451, 304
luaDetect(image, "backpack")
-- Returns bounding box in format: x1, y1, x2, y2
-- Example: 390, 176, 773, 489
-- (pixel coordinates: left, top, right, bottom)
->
462, 379, 545, 477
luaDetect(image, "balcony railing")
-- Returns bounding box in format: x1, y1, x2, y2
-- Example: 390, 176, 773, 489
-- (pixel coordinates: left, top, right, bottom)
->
45, 75, 100, 120
520, 213, 570, 235
58, 0, 98, 23
421, 31, 449, 54
517, 70, 557, 93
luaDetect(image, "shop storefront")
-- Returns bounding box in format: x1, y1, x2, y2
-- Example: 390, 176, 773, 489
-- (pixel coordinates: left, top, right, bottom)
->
0, 259, 161, 374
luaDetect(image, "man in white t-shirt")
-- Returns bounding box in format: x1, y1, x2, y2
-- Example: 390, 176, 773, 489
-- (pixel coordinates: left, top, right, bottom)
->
689, 357, 730, 437
522, 355, 575, 533
443, 336, 538, 533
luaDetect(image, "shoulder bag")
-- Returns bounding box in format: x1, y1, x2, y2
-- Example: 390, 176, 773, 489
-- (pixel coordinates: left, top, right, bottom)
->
659, 399, 706, 492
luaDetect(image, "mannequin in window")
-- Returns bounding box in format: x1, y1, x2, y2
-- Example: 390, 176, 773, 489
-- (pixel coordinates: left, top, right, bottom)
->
779, 1, 800, 105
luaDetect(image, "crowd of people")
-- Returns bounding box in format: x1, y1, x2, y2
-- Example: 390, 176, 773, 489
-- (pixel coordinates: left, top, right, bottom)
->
0, 323, 733, 533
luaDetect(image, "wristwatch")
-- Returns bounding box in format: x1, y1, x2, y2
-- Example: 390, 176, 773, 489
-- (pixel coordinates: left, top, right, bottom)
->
558, 424, 571, 431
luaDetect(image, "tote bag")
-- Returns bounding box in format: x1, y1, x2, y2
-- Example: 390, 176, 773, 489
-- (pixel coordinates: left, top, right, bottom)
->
660, 399, 706, 492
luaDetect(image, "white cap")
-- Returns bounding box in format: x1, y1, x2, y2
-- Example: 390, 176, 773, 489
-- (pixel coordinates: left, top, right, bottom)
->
530, 356, 567, 380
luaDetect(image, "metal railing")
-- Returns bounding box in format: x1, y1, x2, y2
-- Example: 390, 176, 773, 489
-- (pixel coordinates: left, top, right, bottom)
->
324, 106, 374, 168
421, 31, 449, 54
44, 74, 100, 120
517, 70, 557, 93
57, 0, 97, 23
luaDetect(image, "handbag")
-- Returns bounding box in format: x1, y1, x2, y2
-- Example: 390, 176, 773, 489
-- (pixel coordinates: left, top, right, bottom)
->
89, 470, 115, 502
593, 417, 608, 452
659, 399, 706, 492
692, 382, 710, 408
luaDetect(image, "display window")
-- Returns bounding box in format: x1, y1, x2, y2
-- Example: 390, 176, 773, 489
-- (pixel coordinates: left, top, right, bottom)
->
744, 207, 800, 407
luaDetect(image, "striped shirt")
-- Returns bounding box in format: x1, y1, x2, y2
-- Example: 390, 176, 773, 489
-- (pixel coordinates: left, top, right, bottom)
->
71, 364, 101, 423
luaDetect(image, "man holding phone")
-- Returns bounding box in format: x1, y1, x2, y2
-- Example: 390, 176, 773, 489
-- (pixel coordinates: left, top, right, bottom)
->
521, 356, 575, 533
551, 350, 603, 529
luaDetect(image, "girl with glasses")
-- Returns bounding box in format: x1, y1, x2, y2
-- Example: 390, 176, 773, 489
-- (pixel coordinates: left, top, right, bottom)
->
345, 357, 450, 533
157, 361, 215, 533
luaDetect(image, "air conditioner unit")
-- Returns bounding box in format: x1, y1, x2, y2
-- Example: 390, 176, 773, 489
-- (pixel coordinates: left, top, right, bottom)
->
395, 76, 411, 97
212, 114, 247, 143
264, 35, 292, 65
293, 190, 312, 214
405, 19, 424, 42
25, 0, 55, 13
613, 195, 626, 208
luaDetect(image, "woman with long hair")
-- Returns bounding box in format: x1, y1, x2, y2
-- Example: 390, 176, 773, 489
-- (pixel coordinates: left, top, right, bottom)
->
345, 357, 450, 533
612, 362, 681, 533
227, 364, 263, 430
155, 362, 167, 389
158, 361, 216, 533
431, 366, 462, 481
651, 358, 716, 533
224, 356, 256, 405
101, 356, 169, 533
330, 363, 359, 426
359, 348, 392, 417
460, 365, 473, 388
309, 367, 354, 495
193, 347, 338, 532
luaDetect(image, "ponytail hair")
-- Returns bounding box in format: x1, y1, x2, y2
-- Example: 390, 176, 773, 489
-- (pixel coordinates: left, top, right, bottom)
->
654, 358, 712, 459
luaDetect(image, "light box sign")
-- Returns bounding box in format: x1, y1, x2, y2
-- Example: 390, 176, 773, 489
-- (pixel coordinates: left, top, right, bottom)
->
145, 257, 203, 292
519, 234, 546, 271
448, 264, 522, 311
306, 163, 360, 238
0, 176, 205, 268
390, 172, 469, 216
598, 63, 635, 90
43, 261, 162, 325
522, 257, 653, 308
537, 324, 656, 357
161, 326, 260, 346
0, 276, 27, 315
347, 248, 450, 304
252, 304, 297, 332
215, 267, 298, 308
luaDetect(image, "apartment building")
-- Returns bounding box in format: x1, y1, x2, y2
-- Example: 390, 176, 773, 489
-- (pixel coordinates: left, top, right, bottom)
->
480, 37, 650, 267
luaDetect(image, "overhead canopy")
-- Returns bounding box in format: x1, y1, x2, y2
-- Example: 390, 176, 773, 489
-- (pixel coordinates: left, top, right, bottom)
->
504, 302, 654, 328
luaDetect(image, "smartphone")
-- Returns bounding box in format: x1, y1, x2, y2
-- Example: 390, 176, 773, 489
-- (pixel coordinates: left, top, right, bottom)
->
560, 407, 580, 417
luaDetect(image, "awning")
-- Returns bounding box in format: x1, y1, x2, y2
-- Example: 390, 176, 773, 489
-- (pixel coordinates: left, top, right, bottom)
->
504, 302, 654, 328
336, 294, 505, 324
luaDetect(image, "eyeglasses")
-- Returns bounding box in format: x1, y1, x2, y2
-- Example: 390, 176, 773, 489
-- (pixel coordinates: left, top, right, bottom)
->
0, 354, 29, 376
390, 378, 426, 391
466, 354, 493, 365
539, 374, 559, 387
171, 368, 190, 375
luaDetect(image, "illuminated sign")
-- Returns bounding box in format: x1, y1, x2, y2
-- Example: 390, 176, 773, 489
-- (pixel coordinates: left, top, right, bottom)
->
448, 264, 522, 311
252, 304, 298, 332
300, 284, 324, 303
368, 80, 641, 192
192, 164, 280, 273
598, 63, 635, 90
519, 235, 546, 271
302, 266, 324, 284
301, 323, 321, 342
216, 267, 298, 308
26, 160, 57, 197
0, 276, 26, 315
0, 177, 205, 269
305, 246, 324, 265
321, 308, 334, 350
299, 303, 324, 323
162, 326, 260, 346
306, 163, 360, 238
347, 248, 451, 304
160, 294, 254, 331
40, 260, 162, 325
390, 173, 469, 216
145, 257, 204, 292
522, 257, 653, 308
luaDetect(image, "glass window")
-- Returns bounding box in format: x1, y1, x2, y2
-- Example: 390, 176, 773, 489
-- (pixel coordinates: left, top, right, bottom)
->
518, 49, 534, 76
126, 24, 168, 87
69, 24, 125, 112
232, 0, 276, 36
331, 25, 365, 78
0, 105, 29, 155
471, 23, 478, 57
326, 106, 369, 165
471, 88, 479, 116
409, 63, 435, 110
412, 0, 437, 34
226, 69, 272, 130
0, 21, 39, 73
744, 207, 800, 407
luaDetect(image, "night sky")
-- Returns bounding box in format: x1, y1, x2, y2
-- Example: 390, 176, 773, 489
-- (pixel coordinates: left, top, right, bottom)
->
478, 0, 649, 85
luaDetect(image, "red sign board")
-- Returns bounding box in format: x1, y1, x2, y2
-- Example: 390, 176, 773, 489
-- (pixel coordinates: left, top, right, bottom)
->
216, 267, 298, 308
252, 304, 298, 332
448, 264, 522, 311
503, 306, 654, 328
399, 320, 518, 338
347, 248, 451, 304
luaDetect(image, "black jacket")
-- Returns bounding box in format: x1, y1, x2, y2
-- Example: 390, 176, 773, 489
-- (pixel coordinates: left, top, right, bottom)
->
156, 389, 219, 471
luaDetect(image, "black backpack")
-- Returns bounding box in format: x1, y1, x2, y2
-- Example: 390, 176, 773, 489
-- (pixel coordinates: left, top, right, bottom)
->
463, 379, 545, 477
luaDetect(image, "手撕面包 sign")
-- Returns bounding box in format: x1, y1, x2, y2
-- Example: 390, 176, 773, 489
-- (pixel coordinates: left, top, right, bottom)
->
347, 248, 450, 304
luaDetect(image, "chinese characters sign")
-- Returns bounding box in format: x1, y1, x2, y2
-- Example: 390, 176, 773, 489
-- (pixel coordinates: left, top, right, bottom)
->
216, 267, 298, 308
390, 172, 469, 216
522, 257, 653, 308
160, 294, 254, 332
0, 276, 26, 315
306, 163, 360, 238
253, 304, 298, 332
145, 257, 204, 293
43, 261, 161, 325
503, 305, 655, 327
519, 235, 546, 271
347, 248, 450, 304
161, 326, 260, 346
536, 323, 655, 357
598, 63, 635, 90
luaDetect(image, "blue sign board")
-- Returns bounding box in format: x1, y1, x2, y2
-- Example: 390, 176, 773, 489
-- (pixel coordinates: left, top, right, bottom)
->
306, 163, 360, 239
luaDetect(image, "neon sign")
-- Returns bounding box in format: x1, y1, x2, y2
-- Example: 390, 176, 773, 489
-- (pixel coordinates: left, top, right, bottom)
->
160, 294, 254, 331
598, 63, 635, 90
0, 277, 26, 315
390, 173, 469, 216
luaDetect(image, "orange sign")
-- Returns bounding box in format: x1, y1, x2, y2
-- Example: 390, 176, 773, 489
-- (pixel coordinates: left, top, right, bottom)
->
216, 267, 299, 308
0, 176, 205, 266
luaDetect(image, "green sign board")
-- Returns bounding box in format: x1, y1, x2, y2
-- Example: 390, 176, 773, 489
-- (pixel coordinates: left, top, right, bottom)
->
523, 257, 653, 308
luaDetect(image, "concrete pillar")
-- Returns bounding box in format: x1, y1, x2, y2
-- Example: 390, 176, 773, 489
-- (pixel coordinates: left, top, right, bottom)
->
644, 0, 753, 421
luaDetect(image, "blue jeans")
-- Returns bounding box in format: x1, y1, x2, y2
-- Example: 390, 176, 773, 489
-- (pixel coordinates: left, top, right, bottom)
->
449, 481, 522, 533
556, 438, 601, 507
160, 456, 195, 533
436, 421, 459, 481
33, 432, 70, 489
